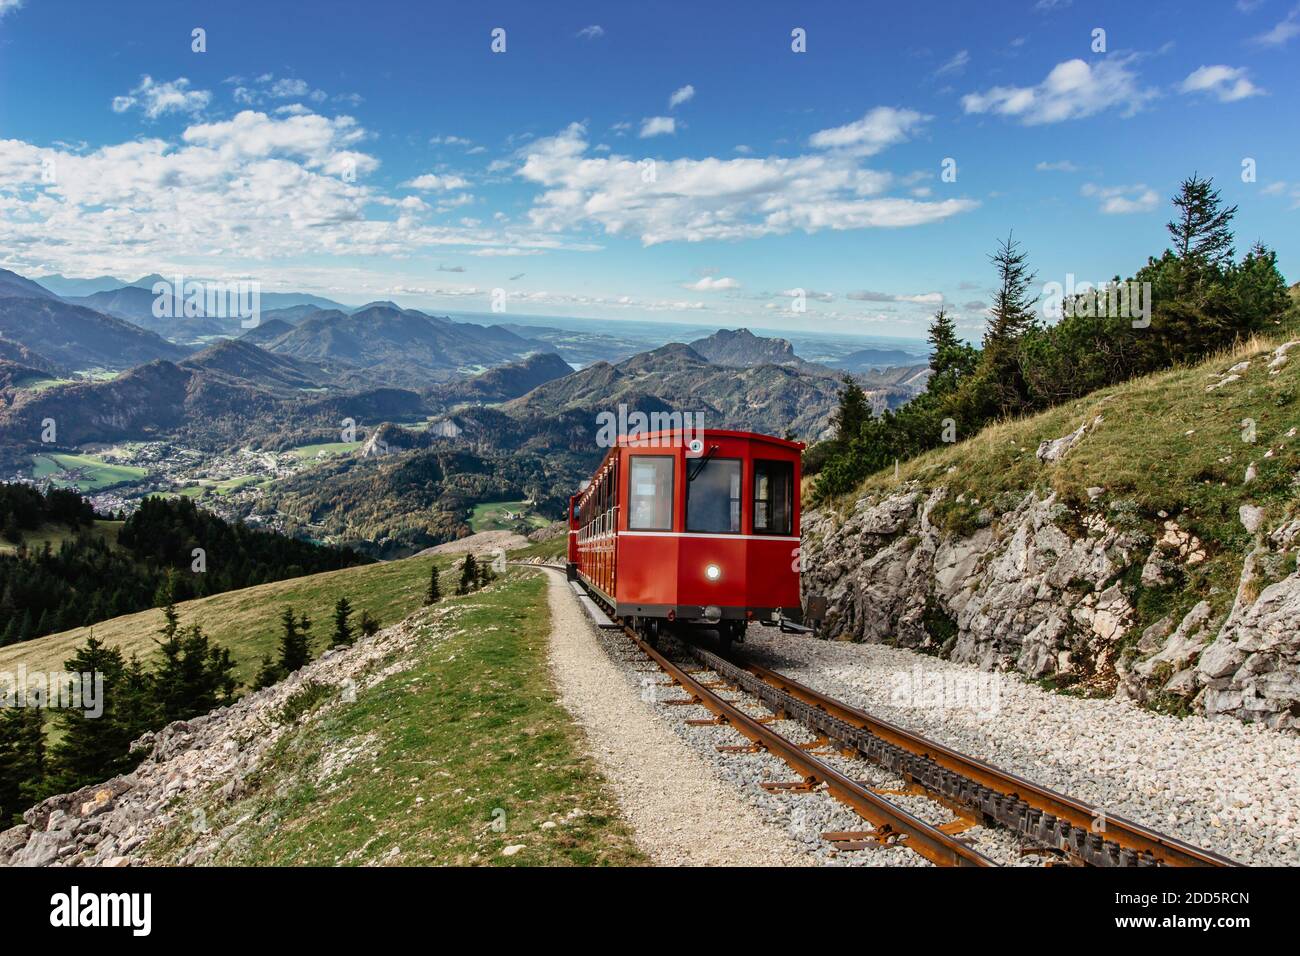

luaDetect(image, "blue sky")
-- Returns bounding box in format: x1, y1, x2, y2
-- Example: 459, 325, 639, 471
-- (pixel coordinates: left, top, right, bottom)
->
0, 0, 1296, 340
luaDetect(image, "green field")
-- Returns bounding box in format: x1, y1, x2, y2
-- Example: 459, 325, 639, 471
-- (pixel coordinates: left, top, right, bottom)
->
175, 475, 271, 499
0, 553, 452, 689
290, 441, 363, 460
142, 569, 645, 866
470, 500, 550, 533
30, 452, 148, 491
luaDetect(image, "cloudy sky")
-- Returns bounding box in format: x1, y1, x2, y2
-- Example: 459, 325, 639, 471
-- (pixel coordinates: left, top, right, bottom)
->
0, 0, 1296, 339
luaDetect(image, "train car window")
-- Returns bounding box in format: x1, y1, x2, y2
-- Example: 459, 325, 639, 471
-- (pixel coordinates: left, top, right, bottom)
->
753, 459, 794, 535
628, 456, 674, 530
687, 458, 741, 534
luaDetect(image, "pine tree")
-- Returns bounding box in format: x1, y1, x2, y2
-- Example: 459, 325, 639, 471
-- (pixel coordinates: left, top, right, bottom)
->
980, 232, 1038, 416
276, 607, 313, 674
1168, 173, 1236, 273
830, 374, 870, 445
0, 704, 45, 826
47, 637, 134, 791
927, 307, 978, 395
253, 654, 282, 691
358, 610, 381, 637
424, 562, 441, 606
330, 597, 355, 648
457, 553, 479, 595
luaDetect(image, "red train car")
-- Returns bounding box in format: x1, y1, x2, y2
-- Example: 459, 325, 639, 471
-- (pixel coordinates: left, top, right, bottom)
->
568, 428, 806, 647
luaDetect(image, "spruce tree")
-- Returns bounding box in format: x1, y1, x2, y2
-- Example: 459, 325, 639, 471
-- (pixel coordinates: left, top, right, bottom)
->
276, 607, 313, 674
830, 374, 870, 446
47, 637, 134, 791
358, 610, 381, 637
457, 553, 478, 595
253, 654, 282, 691
927, 307, 978, 395
980, 232, 1037, 416
424, 562, 441, 606
0, 704, 45, 826
330, 597, 355, 648
1168, 173, 1236, 272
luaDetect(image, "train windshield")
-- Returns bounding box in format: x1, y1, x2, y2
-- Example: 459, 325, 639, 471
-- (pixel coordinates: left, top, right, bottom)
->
687, 458, 741, 534
753, 459, 794, 535
628, 456, 674, 530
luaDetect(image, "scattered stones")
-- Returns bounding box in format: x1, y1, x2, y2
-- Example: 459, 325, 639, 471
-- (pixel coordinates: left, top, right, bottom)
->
1036, 423, 1087, 463
0, 608, 442, 867
1240, 504, 1266, 534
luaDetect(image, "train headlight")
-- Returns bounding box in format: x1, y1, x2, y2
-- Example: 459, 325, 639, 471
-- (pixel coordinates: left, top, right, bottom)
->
705, 563, 721, 581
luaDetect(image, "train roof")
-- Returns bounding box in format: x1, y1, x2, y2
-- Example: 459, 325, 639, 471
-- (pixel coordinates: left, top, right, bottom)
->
573, 429, 804, 503
606, 428, 804, 451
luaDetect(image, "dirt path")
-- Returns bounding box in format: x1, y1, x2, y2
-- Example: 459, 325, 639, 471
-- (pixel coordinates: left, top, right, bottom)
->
538, 569, 807, 866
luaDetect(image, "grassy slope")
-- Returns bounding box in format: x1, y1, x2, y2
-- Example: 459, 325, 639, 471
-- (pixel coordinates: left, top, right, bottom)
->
0, 518, 121, 556
0, 554, 450, 688
830, 331, 1300, 640
144, 569, 645, 866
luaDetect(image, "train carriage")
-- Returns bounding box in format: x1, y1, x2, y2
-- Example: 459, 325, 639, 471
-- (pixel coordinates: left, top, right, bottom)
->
568, 428, 808, 647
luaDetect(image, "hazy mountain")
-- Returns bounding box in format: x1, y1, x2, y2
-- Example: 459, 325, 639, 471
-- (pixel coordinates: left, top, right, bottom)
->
831, 346, 927, 373
180, 339, 335, 395
688, 327, 834, 376
33, 274, 128, 297
239, 317, 297, 344
0, 338, 63, 376
429, 352, 574, 405
507, 342, 841, 439
67, 286, 234, 342
257, 304, 537, 388
0, 268, 62, 301
0, 296, 189, 370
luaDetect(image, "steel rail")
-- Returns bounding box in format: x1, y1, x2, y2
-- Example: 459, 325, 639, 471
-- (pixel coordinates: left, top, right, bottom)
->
731, 655, 1238, 868
623, 625, 996, 867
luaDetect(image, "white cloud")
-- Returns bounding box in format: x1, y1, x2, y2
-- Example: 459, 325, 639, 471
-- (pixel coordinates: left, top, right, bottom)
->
0, 112, 607, 284
403, 173, 470, 191
683, 276, 740, 291
1036, 160, 1081, 172
1081, 182, 1159, 214
1180, 65, 1265, 102
962, 57, 1156, 124
934, 50, 970, 77
576, 25, 605, 40
639, 116, 676, 138
0, 0, 23, 17
517, 122, 976, 245
669, 84, 695, 108
847, 289, 943, 304
807, 106, 929, 155
112, 76, 212, 120
1252, 4, 1300, 45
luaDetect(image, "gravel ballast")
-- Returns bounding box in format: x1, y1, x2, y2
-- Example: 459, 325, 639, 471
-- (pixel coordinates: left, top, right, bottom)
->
740, 629, 1300, 866
540, 569, 809, 866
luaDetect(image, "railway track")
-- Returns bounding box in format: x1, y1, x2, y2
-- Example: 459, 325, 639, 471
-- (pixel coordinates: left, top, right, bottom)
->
689, 641, 1239, 868
524, 563, 1237, 868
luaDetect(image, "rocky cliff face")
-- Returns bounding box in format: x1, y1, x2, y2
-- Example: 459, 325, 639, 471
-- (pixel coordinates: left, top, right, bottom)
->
801, 486, 1300, 731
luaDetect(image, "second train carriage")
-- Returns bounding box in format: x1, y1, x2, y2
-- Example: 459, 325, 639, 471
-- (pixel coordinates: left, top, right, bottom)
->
568, 428, 806, 646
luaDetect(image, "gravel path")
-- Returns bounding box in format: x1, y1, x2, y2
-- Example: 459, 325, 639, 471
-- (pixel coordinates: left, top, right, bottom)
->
741, 630, 1300, 866
540, 570, 808, 866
